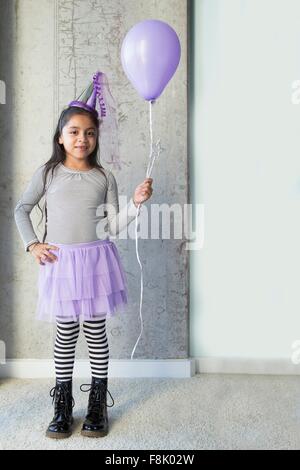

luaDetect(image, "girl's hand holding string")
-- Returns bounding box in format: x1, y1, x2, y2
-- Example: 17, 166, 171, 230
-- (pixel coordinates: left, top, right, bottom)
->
28, 242, 60, 265
133, 178, 153, 207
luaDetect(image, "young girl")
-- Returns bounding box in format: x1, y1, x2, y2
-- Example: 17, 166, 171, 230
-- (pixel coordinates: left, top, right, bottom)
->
14, 71, 153, 439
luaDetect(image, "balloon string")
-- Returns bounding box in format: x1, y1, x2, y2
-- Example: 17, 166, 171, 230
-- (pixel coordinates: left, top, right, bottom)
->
146, 101, 154, 178
130, 201, 143, 360
130, 101, 161, 360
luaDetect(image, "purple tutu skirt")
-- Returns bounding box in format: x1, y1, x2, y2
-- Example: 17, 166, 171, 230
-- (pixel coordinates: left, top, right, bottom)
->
35, 239, 128, 323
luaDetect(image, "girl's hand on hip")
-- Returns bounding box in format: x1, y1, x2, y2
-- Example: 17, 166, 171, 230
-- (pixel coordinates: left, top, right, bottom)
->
133, 178, 153, 207
28, 243, 60, 265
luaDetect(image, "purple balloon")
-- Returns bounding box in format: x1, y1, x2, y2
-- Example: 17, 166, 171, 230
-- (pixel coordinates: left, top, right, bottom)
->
121, 19, 181, 101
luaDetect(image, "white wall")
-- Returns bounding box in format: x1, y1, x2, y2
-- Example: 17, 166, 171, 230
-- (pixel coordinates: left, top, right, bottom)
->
190, 0, 300, 361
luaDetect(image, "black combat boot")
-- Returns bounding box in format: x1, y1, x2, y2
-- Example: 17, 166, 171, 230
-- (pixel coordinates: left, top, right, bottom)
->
46, 380, 75, 439
80, 377, 115, 437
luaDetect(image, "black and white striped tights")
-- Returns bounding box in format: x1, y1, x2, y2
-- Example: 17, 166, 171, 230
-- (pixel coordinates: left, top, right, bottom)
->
54, 319, 109, 382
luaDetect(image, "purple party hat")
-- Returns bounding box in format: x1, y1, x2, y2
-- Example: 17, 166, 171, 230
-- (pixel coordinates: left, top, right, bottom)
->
68, 71, 125, 170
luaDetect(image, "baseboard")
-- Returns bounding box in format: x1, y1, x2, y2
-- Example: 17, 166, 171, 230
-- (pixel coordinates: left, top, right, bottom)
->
197, 357, 300, 375
1, 357, 299, 379
0, 358, 196, 379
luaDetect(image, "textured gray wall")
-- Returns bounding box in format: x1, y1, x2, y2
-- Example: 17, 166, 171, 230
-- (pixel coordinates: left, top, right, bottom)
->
0, 0, 188, 361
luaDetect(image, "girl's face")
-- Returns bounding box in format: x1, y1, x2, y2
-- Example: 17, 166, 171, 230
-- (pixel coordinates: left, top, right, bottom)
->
58, 114, 98, 161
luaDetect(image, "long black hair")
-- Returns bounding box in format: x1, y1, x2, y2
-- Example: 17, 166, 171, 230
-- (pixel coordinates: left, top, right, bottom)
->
36, 106, 108, 242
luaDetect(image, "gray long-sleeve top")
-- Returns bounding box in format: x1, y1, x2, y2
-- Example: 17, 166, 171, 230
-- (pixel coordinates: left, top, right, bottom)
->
14, 162, 140, 252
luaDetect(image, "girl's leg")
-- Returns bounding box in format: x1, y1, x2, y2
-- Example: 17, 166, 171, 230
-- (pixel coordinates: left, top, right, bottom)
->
46, 320, 80, 439
82, 318, 109, 379
81, 318, 113, 438
54, 320, 80, 382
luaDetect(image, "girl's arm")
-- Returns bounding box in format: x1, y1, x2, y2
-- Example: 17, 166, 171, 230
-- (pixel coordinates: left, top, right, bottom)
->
14, 165, 46, 252
105, 170, 142, 236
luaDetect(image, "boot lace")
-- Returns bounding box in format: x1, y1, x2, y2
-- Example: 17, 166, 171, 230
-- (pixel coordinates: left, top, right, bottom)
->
80, 381, 115, 413
49, 382, 75, 417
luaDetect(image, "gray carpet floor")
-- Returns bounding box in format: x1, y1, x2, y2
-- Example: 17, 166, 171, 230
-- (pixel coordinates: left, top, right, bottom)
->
0, 374, 300, 450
